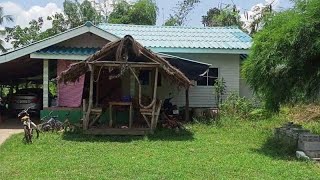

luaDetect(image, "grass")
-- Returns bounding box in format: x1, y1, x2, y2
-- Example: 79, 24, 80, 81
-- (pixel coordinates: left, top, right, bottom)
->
0, 117, 319, 179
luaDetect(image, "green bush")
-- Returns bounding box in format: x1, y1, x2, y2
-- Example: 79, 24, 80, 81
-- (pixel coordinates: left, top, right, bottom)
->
220, 92, 268, 120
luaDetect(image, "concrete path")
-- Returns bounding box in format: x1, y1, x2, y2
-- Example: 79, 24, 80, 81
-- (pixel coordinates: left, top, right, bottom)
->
0, 117, 23, 145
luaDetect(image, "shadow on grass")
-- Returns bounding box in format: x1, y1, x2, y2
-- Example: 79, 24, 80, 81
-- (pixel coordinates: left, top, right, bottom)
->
250, 136, 297, 161
61, 128, 194, 143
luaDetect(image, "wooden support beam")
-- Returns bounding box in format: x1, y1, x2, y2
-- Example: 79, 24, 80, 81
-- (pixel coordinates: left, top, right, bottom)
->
82, 99, 87, 122
95, 80, 99, 107
150, 67, 158, 130
185, 88, 190, 122
87, 61, 160, 68
84, 64, 94, 130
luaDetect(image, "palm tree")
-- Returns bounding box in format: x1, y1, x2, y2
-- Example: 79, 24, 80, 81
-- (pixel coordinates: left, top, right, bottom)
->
0, 6, 14, 52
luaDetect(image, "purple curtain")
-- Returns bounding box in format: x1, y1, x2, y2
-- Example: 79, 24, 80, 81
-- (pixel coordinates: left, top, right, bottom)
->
57, 60, 85, 107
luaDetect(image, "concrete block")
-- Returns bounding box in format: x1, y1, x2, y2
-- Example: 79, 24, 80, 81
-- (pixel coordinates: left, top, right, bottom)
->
298, 141, 320, 151
304, 150, 320, 158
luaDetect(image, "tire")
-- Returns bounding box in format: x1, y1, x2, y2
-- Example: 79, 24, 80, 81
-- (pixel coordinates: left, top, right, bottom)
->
24, 126, 31, 143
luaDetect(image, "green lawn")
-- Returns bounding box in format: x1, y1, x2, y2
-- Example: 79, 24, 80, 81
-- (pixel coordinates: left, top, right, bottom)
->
0, 118, 319, 179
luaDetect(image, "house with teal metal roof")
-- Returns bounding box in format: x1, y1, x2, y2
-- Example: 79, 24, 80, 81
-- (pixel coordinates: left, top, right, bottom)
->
0, 22, 252, 121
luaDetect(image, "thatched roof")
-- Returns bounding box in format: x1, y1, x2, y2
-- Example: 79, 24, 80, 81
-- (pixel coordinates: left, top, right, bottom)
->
58, 35, 191, 88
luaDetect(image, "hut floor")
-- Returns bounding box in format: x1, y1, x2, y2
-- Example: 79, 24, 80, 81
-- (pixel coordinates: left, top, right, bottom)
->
84, 127, 151, 135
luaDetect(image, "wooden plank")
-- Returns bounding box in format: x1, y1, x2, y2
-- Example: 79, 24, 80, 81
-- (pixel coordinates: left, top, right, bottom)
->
88, 61, 160, 65
109, 102, 132, 106
89, 112, 102, 127
142, 114, 151, 128
84, 128, 149, 136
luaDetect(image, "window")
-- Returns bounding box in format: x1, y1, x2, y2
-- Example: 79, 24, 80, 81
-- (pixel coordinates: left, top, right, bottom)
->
197, 68, 218, 86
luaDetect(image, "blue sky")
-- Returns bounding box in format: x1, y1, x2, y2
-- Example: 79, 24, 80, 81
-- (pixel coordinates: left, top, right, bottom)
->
0, 0, 293, 27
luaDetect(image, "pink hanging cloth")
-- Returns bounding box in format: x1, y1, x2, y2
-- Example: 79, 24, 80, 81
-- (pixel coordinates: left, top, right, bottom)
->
57, 60, 85, 107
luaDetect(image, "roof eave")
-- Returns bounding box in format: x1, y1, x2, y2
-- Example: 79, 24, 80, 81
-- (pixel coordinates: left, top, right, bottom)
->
149, 47, 250, 54
0, 22, 120, 64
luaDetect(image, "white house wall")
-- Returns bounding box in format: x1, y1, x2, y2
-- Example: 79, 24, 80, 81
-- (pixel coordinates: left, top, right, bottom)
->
161, 53, 241, 108
239, 78, 254, 99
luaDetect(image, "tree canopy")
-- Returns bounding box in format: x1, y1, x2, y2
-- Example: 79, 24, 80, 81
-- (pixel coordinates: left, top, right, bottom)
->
202, 5, 242, 28
108, 0, 157, 25
242, 0, 320, 111
164, 0, 200, 26
5, 0, 104, 48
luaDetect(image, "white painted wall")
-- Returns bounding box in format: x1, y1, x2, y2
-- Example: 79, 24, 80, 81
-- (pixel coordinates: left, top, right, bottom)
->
239, 78, 254, 99
160, 53, 241, 108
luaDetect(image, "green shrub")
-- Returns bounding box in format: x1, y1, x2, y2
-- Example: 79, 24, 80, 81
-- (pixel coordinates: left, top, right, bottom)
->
220, 92, 268, 120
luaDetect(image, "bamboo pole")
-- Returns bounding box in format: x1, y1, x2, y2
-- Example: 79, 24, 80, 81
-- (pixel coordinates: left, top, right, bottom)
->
95, 79, 99, 107
150, 67, 158, 130
82, 99, 87, 123
84, 64, 94, 130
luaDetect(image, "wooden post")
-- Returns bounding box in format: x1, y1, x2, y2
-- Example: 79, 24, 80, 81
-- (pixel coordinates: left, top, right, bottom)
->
82, 99, 87, 122
185, 88, 190, 122
150, 67, 158, 130
95, 80, 99, 107
84, 64, 94, 130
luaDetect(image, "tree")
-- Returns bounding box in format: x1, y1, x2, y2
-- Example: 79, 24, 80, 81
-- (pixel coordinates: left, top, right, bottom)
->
5, 18, 44, 49
108, 0, 157, 25
108, 0, 131, 24
243, 3, 274, 35
202, 5, 242, 28
0, 6, 14, 52
63, 0, 105, 28
5, 0, 105, 48
164, 0, 200, 26
242, 0, 320, 112
128, 0, 157, 25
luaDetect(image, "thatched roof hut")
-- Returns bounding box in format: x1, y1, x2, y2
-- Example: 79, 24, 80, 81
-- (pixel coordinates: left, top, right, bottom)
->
58, 35, 194, 133
58, 35, 191, 88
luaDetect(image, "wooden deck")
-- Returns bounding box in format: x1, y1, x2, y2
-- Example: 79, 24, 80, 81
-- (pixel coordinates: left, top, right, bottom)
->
84, 128, 151, 135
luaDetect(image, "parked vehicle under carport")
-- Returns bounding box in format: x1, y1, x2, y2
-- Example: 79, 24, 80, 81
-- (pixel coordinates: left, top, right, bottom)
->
8, 88, 43, 115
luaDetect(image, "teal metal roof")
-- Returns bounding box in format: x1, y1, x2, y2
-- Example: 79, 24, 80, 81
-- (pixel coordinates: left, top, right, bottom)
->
36, 46, 100, 55
98, 23, 251, 50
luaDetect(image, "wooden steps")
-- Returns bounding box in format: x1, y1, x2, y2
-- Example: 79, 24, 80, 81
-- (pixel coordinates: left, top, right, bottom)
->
84, 128, 151, 135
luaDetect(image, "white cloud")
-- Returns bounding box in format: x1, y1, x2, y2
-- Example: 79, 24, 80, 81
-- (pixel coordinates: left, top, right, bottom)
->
0, 2, 62, 49
0, 2, 62, 30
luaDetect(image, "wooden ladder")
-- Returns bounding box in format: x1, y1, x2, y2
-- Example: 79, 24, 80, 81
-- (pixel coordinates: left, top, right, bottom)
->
140, 100, 162, 131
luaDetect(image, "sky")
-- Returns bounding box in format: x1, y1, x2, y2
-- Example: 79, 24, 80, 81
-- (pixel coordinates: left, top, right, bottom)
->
0, 0, 293, 29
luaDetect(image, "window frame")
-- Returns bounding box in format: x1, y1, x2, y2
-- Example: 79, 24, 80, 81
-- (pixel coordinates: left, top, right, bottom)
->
196, 67, 219, 86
